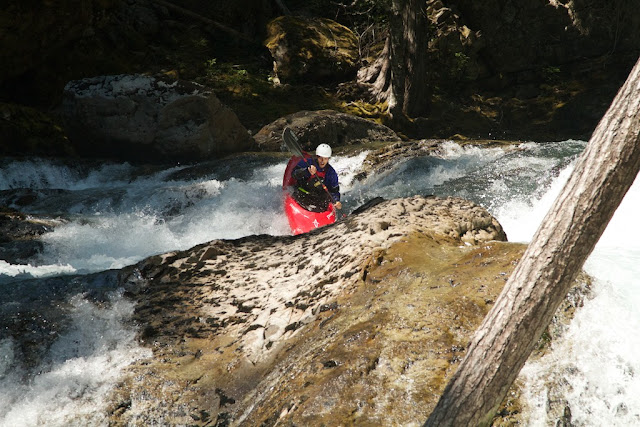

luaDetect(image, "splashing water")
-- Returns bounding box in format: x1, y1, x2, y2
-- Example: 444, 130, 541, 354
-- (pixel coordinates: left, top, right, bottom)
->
2, 140, 639, 425
0, 290, 151, 426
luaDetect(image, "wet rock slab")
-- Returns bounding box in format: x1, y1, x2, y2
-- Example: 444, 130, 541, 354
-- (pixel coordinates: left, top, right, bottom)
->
107, 195, 585, 425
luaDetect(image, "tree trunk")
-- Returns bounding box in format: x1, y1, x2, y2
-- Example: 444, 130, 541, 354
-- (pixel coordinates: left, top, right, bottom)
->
425, 56, 640, 426
388, 0, 430, 119
358, 36, 392, 104
358, 0, 430, 120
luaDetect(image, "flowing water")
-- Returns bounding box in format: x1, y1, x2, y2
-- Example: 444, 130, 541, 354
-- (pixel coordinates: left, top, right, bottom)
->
1, 140, 638, 425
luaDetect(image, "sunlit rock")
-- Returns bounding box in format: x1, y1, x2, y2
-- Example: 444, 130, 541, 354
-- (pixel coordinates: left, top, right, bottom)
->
109, 195, 514, 424
62, 74, 255, 162
105, 193, 591, 424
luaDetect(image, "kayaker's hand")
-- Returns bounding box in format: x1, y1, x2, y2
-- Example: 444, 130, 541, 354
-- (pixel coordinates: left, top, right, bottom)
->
308, 165, 317, 175
334, 201, 342, 210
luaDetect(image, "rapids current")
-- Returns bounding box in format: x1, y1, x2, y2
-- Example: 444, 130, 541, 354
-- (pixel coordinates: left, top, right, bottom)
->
1, 140, 639, 425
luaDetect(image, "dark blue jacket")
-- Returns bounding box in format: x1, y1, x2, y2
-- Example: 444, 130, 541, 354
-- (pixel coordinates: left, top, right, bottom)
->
292, 158, 340, 202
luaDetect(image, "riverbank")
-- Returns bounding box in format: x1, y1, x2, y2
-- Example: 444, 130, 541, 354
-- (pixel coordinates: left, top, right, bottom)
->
2, 1, 639, 160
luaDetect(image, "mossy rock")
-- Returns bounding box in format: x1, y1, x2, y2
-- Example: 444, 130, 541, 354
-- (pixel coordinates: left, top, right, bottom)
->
265, 15, 359, 84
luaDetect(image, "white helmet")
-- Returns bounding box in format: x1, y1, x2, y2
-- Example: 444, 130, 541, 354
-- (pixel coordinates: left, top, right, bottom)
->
316, 143, 332, 158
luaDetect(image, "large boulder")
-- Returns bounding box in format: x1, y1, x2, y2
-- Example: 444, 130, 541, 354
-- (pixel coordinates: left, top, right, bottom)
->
61, 74, 255, 163
107, 195, 513, 424
254, 109, 401, 152
265, 16, 359, 84
104, 194, 591, 424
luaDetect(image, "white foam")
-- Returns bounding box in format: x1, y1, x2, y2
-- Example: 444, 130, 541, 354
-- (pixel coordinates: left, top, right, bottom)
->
0, 292, 151, 427
493, 161, 576, 242
0, 260, 76, 278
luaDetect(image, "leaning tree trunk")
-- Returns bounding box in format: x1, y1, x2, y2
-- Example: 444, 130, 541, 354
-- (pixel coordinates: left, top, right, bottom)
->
358, 0, 430, 120
425, 55, 640, 426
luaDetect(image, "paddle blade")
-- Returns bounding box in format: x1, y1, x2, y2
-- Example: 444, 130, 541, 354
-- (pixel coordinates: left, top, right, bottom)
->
283, 127, 304, 157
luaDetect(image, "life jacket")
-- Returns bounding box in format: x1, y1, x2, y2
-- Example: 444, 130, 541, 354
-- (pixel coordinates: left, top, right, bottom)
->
294, 159, 326, 191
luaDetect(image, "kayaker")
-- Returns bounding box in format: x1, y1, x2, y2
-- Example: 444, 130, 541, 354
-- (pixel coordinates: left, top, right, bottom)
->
291, 143, 342, 212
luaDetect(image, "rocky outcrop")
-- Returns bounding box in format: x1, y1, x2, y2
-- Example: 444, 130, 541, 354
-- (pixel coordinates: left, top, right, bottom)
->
107, 195, 514, 424
265, 16, 359, 85
353, 138, 521, 182
61, 74, 255, 163
254, 109, 402, 152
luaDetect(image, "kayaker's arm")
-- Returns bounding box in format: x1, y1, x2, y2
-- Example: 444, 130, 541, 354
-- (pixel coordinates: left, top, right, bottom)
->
292, 161, 313, 182
324, 167, 341, 209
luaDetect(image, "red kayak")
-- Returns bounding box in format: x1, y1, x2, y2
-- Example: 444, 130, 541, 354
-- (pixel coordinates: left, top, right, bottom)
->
282, 154, 336, 235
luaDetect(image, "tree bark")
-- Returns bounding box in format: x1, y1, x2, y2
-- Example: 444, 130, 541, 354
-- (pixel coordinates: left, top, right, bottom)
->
388, 0, 430, 118
425, 56, 640, 426
358, 0, 430, 120
358, 36, 392, 103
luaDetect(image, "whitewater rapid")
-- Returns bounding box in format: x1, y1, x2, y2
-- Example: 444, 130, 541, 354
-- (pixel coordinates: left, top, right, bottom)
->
1, 140, 639, 425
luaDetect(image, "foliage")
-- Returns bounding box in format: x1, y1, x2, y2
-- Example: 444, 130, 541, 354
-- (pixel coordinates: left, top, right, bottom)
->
197, 58, 343, 133
204, 59, 250, 87
453, 52, 470, 79
542, 65, 561, 83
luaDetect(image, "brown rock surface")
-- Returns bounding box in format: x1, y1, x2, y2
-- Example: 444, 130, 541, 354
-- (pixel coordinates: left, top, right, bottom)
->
107, 195, 589, 425
107, 196, 510, 423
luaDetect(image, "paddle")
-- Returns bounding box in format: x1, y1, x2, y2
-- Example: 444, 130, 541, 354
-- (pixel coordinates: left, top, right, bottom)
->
282, 127, 305, 158
282, 127, 338, 210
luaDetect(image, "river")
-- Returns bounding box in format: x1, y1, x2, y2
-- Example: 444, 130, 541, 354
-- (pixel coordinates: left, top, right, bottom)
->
1, 139, 638, 425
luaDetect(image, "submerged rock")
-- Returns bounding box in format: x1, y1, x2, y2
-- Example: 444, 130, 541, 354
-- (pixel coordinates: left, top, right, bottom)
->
61, 74, 255, 163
